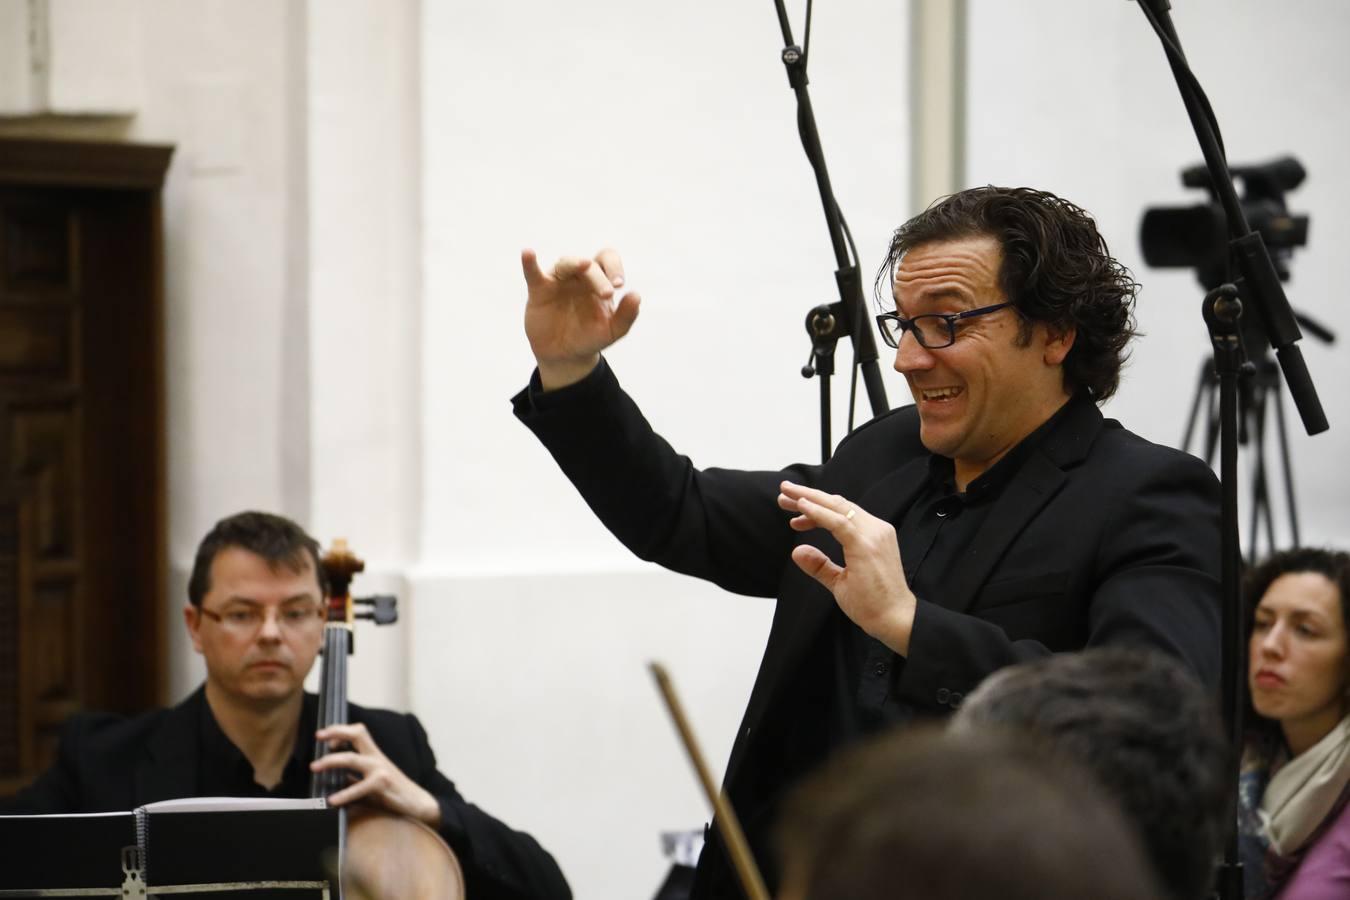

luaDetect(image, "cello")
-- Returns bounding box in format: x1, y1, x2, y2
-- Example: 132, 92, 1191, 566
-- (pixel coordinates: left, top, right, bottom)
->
311, 539, 467, 900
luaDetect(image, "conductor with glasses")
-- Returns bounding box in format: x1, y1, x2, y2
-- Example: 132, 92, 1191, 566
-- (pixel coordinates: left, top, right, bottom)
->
514, 185, 1223, 898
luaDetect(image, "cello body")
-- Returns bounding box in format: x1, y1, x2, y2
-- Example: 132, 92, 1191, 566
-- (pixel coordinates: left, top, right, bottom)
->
342, 810, 467, 900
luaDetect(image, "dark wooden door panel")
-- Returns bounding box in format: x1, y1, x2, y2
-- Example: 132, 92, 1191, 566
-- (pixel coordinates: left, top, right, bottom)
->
0, 139, 170, 794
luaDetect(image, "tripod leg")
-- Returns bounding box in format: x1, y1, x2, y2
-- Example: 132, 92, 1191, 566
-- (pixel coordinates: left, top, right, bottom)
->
1182, 361, 1212, 455
1247, 425, 1264, 561
1250, 385, 1280, 561
1272, 378, 1302, 548
1251, 458, 1275, 563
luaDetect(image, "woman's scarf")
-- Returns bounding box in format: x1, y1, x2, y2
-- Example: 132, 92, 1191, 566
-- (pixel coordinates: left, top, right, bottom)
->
1239, 715, 1350, 899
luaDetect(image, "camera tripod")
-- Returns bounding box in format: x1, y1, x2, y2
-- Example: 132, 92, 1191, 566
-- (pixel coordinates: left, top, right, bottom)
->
1181, 354, 1299, 563
1180, 304, 1333, 562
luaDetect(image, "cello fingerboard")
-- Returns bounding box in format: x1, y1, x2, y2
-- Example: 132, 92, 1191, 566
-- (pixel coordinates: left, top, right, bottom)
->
311, 622, 352, 799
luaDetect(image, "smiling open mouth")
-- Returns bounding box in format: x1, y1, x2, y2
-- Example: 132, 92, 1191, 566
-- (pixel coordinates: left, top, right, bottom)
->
920, 387, 963, 401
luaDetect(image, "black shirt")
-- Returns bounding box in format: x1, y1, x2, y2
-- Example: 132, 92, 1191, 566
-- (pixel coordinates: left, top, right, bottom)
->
196, 693, 317, 799
828, 395, 1081, 745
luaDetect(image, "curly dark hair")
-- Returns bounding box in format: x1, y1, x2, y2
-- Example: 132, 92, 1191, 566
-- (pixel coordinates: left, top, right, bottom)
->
1242, 547, 1350, 742
187, 510, 328, 607
877, 185, 1140, 401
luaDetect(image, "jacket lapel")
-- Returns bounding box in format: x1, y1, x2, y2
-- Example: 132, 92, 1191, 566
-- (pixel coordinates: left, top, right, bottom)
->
938, 452, 1066, 614
135, 688, 204, 805
937, 397, 1104, 615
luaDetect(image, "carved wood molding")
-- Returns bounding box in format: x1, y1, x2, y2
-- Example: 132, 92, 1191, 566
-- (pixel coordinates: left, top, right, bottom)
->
0, 139, 173, 190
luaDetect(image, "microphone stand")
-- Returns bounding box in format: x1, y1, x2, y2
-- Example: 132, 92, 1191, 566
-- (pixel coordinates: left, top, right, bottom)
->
1135, 3, 1331, 899
1201, 284, 1249, 900
771, 1, 889, 462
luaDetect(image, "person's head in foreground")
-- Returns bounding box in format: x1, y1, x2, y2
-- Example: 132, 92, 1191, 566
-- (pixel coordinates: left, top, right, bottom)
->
953, 647, 1230, 900
774, 725, 1161, 900
1239, 547, 1350, 899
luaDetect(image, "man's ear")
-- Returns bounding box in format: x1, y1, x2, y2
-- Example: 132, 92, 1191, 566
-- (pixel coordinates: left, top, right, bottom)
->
184, 604, 205, 653
1043, 324, 1076, 366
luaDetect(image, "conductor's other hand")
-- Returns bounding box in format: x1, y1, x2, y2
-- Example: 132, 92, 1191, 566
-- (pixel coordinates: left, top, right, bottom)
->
522, 247, 641, 391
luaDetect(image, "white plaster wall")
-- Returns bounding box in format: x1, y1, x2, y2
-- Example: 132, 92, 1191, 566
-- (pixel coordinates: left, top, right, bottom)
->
123, 0, 304, 696
964, 0, 1350, 550
419, 2, 908, 896
46, 0, 145, 113
0, 0, 144, 115
0, 0, 35, 113
303, 1, 424, 709
306, 0, 422, 568
115, 0, 415, 708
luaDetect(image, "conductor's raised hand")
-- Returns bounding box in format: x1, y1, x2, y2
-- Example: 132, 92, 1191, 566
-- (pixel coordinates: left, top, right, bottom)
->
778, 480, 918, 656
311, 722, 441, 828
522, 247, 641, 390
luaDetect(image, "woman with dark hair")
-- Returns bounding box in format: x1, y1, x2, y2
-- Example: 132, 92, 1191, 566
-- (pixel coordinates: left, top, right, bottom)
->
1240, 547, 1350, 899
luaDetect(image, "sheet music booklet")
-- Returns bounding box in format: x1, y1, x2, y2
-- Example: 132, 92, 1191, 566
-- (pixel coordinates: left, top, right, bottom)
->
0, 797, 340, 898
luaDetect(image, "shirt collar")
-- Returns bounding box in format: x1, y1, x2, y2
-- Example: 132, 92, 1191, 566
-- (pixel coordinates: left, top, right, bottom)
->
924, 393, 1083, 502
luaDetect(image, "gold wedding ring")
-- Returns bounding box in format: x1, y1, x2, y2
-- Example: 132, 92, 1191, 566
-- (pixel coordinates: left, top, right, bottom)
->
845, 507, 857, 521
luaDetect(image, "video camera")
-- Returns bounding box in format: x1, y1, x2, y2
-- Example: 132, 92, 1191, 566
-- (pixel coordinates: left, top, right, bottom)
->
1140, 156, 1309, 290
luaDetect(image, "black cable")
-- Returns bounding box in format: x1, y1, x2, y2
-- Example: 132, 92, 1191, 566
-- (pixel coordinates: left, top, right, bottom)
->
1135, 0, 1228, 162
839, 207, 860, 271
803, 0, 813, 64
841, 211, 863, 433
794, 92, 869, 427
847, 347, 859, 433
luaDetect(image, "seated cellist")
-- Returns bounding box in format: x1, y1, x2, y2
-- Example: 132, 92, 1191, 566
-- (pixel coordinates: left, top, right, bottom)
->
0, 510, 571, 900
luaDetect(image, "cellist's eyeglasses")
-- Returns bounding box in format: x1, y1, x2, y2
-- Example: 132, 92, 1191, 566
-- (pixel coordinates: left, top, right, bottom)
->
198, 602, 325, 637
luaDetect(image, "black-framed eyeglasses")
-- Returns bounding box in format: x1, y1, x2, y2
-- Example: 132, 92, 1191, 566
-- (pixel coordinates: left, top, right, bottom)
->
874, 302, 1014, 350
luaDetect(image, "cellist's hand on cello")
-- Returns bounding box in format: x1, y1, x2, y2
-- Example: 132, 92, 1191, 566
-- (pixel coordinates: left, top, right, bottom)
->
311, 722, 441, 828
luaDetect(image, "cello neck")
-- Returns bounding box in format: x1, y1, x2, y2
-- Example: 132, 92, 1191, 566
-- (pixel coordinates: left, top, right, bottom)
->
310, 538, 364, 800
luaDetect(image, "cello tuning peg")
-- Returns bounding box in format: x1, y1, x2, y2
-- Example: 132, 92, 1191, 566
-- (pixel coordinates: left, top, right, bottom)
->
353, 594, 398, 625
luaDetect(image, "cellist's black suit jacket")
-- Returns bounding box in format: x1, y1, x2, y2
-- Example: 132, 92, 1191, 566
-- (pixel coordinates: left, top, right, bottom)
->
0, 688, 571, 900
513, 359, 1221, 900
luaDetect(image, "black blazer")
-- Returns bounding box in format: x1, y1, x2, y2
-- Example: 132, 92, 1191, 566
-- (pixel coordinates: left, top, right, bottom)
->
0, 688, 571, 900
515, 360, 1221, 899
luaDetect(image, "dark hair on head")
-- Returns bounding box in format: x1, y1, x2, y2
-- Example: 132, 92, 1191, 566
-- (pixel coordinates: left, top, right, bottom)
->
877, 185, 1139, 401
775, 726, 1160, 900
1242, 547, 1350, 742
187, 510, 328, 607
954, 647, 1230, 900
